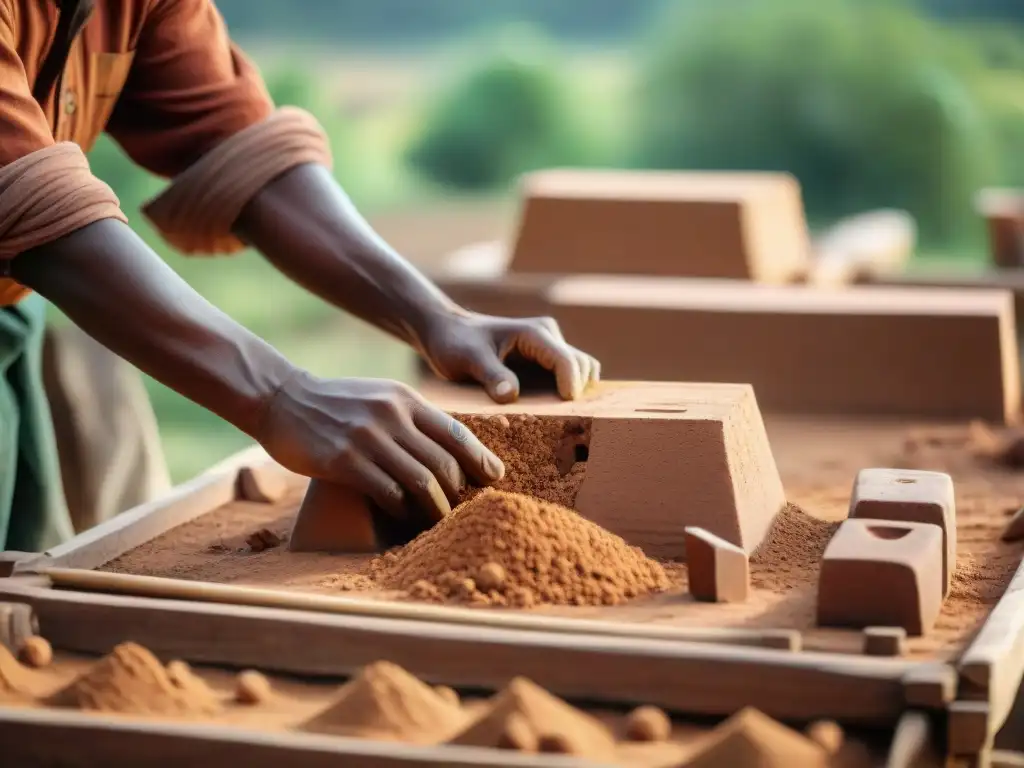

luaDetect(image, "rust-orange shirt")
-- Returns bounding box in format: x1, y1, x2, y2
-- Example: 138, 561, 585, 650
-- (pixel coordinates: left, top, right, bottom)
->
0, 0, 276, 304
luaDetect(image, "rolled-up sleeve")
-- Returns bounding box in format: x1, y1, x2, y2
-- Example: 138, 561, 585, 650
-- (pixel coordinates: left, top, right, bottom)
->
108, 0, 333, 255
0, 0, 125, 274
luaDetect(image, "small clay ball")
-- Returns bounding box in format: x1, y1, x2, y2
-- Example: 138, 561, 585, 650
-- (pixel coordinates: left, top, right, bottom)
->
497, 712, 538, 752
19, 636, 52, 668
166, 659, 192, 687
625, 705, 671, 742
806, 720, 844, 755
476, 562, 506, 592
235, 670, 272, 705
492, 415, 510, 429
434, 685, 460, 707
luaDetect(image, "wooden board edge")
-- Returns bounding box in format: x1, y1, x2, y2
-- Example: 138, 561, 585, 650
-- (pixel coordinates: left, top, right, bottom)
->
41, 567, 802, 652
0, 579, 916, 725
957, 552, 1024, 739
0, 706, 608, 768
14, 445, 281, 575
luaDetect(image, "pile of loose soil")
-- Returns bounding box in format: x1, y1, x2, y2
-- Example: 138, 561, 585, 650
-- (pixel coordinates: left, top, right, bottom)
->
450, 677, 616, 758
454, 414, 590, 509
371, 489, 671, 607
682, 708, 828, 768
0, 645, 38, 704
48, 642, 220, 717
300, 661, 465, 743
750, 503, 840, 591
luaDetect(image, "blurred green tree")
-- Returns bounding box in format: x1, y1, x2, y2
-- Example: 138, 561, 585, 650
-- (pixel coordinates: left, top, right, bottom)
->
633, 0, 997, 243
405, 28, 602, 190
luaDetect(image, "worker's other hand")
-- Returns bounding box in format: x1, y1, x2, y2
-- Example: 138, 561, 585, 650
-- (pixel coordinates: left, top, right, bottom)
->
255, 373, 504, 522
419, 311, 601, 403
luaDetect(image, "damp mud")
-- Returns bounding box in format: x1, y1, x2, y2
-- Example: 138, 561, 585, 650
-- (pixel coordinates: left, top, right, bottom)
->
102, 415, 1024, 660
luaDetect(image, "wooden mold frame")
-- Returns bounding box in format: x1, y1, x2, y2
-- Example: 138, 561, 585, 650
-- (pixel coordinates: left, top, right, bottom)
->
1, 445, 1021, 763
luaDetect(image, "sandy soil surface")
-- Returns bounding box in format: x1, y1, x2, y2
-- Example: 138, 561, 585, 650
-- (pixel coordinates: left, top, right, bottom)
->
103, 414, 1024, 661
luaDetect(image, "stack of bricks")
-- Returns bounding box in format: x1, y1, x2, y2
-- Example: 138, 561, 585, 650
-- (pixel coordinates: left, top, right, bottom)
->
817, 468, 956, 640
426, 168, 1021, 423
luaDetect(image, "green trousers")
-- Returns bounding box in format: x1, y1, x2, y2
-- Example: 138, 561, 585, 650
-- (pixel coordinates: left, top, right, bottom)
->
0, 294, 74, 552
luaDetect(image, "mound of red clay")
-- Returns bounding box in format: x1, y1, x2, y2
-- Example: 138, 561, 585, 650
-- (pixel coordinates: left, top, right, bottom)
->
682, 708, 827, 768
371, 489, 670, 607
300, 661, 465, 744
48, 642, 220, 717
450, 677, 616, 758
0, 644, 38, 703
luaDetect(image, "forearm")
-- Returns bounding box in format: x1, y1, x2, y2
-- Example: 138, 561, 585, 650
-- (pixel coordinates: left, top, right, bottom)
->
10, 219, 294, 437
234, 164, 462, 350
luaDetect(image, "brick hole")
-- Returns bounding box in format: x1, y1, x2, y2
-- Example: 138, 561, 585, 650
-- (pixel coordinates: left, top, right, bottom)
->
867, 526, 913, 540
895, 478, 917, 484
574, 444, 589, 463
634, 408, 688, 414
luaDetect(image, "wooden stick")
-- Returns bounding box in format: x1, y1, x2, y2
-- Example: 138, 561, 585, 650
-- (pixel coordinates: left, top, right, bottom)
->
13, 446, 286, 575
42, 567, 801, 651
958, 556, 1024, 740
0, 579, 915, 724
885, 711, 932, 768
0, 706, 606, 768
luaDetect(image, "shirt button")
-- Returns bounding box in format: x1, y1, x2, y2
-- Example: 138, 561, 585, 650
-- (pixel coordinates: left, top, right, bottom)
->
63, 90, 77, 116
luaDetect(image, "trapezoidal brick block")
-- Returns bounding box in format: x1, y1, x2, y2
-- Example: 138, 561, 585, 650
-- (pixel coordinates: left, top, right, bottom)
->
817, 519, 945, 636
427, 381, 786, 559
507, 169, 812, 283
684, 527, 750, 603
849, 468, 956, 597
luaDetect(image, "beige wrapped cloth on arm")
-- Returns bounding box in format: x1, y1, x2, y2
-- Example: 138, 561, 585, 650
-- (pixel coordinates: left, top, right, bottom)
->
142, 107, 334, 256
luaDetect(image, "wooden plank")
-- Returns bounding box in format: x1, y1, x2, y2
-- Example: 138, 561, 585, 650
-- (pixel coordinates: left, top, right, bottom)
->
949, 701, 994, 757
901, 664, 957, 710
885, 711, 933, 768
13, 445, 278, 575
0, 580, 915, 725
42, 568, 801, 651
958, 556, 1024, 740
0, 706, 605, 768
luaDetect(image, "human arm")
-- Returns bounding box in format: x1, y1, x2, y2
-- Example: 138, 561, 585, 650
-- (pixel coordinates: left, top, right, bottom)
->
234, 163, 601, 403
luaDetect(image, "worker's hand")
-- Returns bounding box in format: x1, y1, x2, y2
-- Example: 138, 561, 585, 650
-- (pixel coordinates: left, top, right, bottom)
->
255, 372, 504, 522
418, 311, 601, 403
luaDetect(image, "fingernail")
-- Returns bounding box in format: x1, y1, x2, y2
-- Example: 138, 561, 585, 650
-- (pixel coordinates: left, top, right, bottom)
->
494, 380, 514, 398
484, 452, 505, 481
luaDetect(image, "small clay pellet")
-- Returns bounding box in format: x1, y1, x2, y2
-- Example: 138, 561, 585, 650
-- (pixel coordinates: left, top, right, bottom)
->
235, 670, 272, 705
166, 660, 193, 688
19, 636, 52, 668
497, 712, 538, 752
625, 705, 671, 742
806, 720, 844, 755
476, 562, 506, 592
434, 685, 460, 707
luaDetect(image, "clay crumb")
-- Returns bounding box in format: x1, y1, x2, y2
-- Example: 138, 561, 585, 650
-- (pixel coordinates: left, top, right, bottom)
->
235, 670, 272, 705
300, 661, 464, 744
434, 685, 460, 707
19, 636, 52, 669
625, 705, 671, 742
246, 528, 283, 553
372, 489, 670, 607
683, 708, 828, 768
0, 644, 38, 703
48, 642, 221, 717
449, 677, 616, 759
805, 720, 844, 755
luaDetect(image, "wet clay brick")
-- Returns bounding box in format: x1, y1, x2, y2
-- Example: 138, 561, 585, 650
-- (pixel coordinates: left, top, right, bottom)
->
431, 276, 1020, 422
288, 480, 427, 554
425, 381, 786, 559
817, 519, 944, 636
863, 627, 908, 657
850, 468, 956, 597
684, 527, 749, 603
508, 169, 811, 284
